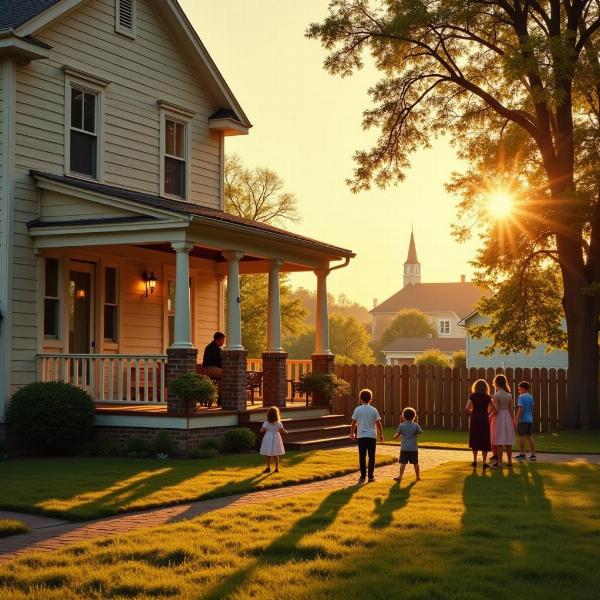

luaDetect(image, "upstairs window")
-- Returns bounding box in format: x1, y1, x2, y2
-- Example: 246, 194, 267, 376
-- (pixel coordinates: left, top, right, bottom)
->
69, 86, 98, 178
163, 118, 187, 198
44, 258, 60, 339
439, 320, 451, 335
103, 267, 118, 342
116, 0, 136, 37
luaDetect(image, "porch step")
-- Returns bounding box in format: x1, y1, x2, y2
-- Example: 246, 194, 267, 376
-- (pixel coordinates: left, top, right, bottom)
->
286, 435, 355, 451
284, 424, 351, 443
282, 414, 348, 430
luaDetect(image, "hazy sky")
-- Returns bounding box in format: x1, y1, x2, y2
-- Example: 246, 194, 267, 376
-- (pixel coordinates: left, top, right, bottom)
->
181, 0, 480, 308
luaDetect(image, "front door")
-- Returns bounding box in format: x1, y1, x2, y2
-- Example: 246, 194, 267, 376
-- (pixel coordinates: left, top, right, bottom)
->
68, 265, 95, 354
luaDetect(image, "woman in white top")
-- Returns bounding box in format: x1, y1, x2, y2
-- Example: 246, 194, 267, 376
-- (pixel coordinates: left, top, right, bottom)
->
260, 406, 288, 473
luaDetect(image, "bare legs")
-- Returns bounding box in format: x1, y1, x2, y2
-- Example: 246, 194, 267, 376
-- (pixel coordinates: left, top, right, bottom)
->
395, 462, 420, 482
520, 435, 535, 454
495, 445, 512, 467
263, 456, 280, 473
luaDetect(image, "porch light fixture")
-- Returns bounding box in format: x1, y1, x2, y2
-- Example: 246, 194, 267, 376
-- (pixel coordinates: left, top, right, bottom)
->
75, 288, 87, 300
143, 271, 157, 297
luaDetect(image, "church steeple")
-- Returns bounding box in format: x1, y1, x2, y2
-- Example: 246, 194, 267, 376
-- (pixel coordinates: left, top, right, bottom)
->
403, 228, 421, 287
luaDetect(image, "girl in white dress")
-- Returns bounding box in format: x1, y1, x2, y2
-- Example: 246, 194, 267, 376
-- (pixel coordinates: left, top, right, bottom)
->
260, 406, 288, 473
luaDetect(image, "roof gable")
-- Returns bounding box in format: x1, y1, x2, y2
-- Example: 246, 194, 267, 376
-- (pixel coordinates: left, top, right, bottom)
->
0, 0, 61, 30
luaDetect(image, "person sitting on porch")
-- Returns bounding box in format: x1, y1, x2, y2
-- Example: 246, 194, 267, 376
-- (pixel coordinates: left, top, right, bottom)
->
202, 332, 225, 379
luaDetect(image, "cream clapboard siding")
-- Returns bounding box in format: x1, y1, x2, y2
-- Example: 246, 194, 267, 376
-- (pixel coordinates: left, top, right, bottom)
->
0, 60, 4, 248
12, 0, 224, 387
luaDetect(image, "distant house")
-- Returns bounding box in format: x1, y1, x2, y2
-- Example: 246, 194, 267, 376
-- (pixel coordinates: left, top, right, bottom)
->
371, 230, 486, 364
458, 312, 568, 369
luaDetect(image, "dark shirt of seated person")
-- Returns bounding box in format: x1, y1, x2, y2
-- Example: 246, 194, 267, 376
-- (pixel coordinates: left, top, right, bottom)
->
203, 332, 225, 379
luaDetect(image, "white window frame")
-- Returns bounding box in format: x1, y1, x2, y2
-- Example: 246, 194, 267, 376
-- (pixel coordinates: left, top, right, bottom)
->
439, 319, 451, 335
115, 0, 136, 39
158, 101, 194, 201
63, 67, 109, 181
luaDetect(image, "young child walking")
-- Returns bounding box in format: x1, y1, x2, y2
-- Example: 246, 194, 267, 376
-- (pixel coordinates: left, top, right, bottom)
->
515, 381, 536, 461
392, 407, 423, 482
259, 406, 288, 473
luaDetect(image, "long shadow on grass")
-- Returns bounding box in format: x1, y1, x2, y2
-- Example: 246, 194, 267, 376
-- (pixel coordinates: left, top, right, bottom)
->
371, 481, 415, 529
201, 485, 360, 600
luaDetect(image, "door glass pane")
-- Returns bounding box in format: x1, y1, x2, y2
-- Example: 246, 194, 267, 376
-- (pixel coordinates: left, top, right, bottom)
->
164, 156, 185, 197
105, 267, 117, 304
69, 271, 91, 354
83, 92, 96, 133
71, 87, 83, 130
104, 305, 117, 341
45, 258, 59, 297
70, 131, 97, 177
44, 299, 59, 338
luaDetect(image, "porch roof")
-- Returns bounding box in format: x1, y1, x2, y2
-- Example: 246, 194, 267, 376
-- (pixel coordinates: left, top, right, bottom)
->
28, 171, 355, 266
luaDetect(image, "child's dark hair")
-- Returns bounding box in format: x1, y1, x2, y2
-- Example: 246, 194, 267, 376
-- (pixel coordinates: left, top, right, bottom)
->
402, 407, 416, 421
471, 379, 490, 395
266, 406, 280, 423
518, 381, 530, 391
493, 374, 510, 392
359, 388, 372, 403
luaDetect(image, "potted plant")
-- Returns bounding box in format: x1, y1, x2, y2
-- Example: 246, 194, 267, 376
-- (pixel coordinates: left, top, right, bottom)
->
168, 373, 217, 415
298, 372, 351, 406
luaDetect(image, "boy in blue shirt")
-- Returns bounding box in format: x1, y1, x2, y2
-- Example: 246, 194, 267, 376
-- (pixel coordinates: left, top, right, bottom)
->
515, 381, 536, 461
392, 407, 423, 482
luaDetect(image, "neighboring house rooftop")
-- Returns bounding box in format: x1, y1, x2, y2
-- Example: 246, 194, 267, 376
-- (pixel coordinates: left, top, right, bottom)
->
0, 0, 61, 30
371, 281, 487, 318
28, 171, 355, 258
381, 337, 466, 353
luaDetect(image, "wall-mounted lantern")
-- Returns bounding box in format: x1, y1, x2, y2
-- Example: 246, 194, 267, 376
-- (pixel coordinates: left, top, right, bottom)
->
143, 271, 157, 297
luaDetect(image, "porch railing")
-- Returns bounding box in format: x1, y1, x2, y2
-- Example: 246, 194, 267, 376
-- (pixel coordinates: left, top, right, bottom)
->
246, 358, 312, 382
37, 354, 168, 404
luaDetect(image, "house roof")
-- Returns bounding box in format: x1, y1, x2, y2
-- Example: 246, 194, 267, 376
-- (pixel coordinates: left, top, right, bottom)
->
381, 337, 466, 353
29, 171, 355, 258
0, 0, 61, 30
371, 281, 487, 318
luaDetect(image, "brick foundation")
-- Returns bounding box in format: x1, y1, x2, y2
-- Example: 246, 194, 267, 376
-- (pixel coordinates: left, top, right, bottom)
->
311, 353, 336, 405
262, 352, 287, 407
221, 348, 248, 411
166, 346, 198, 416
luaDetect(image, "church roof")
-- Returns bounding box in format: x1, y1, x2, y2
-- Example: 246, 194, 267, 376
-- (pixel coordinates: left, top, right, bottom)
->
371, 281, 487, 318
404, 229, 419, 264
381, 336, 466, 353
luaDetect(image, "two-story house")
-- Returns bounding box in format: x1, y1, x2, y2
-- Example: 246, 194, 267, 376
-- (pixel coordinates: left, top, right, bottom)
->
0, 0, 354, 450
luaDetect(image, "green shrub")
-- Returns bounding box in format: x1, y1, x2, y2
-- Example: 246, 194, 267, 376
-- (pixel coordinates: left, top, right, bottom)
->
7, 382, 95, 452
223, 427, 256, 453
126, 437, 149, 457
452, 351, 467, 369
168, 373, 217, 408
74, 437, 118, 457
415, 348, 451, 368
148, 431, 175, 456
197, 438, 223, 452
299, 372, 351, 404
188, 447, 219, 459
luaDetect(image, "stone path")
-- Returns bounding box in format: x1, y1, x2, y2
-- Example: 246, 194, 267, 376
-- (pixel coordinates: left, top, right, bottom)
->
1, 447, 598, 564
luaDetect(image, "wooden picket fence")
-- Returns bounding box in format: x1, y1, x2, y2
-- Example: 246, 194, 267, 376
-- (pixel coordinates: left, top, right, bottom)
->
333, 364, 568, 432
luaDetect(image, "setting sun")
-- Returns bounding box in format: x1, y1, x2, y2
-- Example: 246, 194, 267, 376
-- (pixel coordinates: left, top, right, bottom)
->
487, 190, 515, 219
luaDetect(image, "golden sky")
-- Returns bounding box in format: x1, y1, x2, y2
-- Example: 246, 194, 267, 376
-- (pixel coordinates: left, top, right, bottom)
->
182, 0, 480, 308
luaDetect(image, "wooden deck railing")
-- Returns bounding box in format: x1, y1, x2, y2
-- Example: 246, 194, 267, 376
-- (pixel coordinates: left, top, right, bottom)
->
247, 358, 312, 382
38, 354, 168, 404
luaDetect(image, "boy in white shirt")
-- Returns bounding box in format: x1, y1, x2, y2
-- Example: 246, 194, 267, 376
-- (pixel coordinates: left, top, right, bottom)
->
351, 388, 384, 483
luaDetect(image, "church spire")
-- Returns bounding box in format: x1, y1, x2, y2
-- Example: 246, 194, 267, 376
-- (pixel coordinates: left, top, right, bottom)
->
403, 228, 421, 287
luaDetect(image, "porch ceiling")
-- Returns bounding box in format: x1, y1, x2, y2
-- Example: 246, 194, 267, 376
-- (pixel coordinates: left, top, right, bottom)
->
28, 171, 355, 270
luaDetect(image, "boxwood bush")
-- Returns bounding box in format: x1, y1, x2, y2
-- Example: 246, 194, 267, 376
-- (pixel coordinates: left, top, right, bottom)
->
223, 427, 256, 453
7, 382, 95, 453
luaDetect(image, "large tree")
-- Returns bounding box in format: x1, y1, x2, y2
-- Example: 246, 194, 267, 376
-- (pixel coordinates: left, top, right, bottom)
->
225, 156, 305, 355
374, 308, 436, 361
309, 1, 600, 428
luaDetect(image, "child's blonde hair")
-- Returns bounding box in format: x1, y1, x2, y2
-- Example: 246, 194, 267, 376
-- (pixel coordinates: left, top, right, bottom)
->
471, 379, 490, 395
266, 406, 281, 423
493, 374, 510, 392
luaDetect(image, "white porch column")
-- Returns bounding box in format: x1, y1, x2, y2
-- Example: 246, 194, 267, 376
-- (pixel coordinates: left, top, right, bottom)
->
170, 241, 194, 348
267, 259, 284, 352
314, 268, 331, 355
223, 250, 244, 350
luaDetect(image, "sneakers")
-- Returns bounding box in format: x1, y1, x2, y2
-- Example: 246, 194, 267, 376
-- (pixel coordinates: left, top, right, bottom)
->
357, 477, 366, 484
368, 477, 375, 483
515, 453, 527, 460
529, 454, 537, 461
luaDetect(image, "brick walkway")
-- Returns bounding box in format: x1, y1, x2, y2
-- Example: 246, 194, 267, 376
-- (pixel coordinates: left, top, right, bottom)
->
1, 447, 598, 563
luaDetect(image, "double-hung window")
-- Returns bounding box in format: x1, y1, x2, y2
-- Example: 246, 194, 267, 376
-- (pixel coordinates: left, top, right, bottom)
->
103, 267, 118, 342
44, 258, 60, 339
439, 320, 451, 335
69, 86, 98, 178
164, 118, 187, 197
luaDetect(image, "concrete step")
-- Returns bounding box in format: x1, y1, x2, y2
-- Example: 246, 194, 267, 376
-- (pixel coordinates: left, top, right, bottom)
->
284, 424, 351, 442
286, 435, 355, 451
282, 414, 348, 430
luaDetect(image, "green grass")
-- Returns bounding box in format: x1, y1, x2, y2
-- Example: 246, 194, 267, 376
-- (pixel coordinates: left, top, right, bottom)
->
0, 520, 28, 538
0, 450, 394, 521
0, 463, 598, 599
383, 426, 600, 453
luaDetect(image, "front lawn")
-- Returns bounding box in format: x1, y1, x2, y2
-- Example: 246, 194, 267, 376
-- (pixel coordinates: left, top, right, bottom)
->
0, 450, 394, 521
0, 520, 28, 538
0, 462, 598, 599
383, 426, 600, 453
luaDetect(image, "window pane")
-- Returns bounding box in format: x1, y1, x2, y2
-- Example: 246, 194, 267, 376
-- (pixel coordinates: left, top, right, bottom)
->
164, 156, 185, 197
83, 92, 96, 133
105, 267, 117, 304
45, 258, 59, 297
104, 305, 117, 341
167, 281, 176, 315
44, 298, 59, 337
165, 119, 175, 156
71, 87, 83, 130
70, 130, 97, 177
174, 122, 185, 158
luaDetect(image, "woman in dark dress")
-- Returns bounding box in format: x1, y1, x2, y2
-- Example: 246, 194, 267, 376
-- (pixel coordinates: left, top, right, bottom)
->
466, 379, 494, 469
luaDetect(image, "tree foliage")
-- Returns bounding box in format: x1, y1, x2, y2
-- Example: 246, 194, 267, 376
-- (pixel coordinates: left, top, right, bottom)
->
289, 287, 371, 326
415, 349, 450, 368
309, 1, 600, 427
377, 309, 435, 350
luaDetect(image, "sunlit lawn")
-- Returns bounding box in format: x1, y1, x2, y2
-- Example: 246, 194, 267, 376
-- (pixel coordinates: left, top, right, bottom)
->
383, 427, 600, 453
0, 450, 394, 521
1, 462, 598, 599
0, 520, 28, 538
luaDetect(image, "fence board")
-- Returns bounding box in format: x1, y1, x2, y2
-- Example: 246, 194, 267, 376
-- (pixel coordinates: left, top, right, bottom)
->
539, 368, 549, 433
530, 369, 541, 428
548, 369, 558, 431
409, 365, 418, 413
557, 369, 567, 429
417, 366, 426, 421
425, 366, 435, 427
452, 367, 461, 429
442, 367, 451, 428
400, 365, 409, 413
